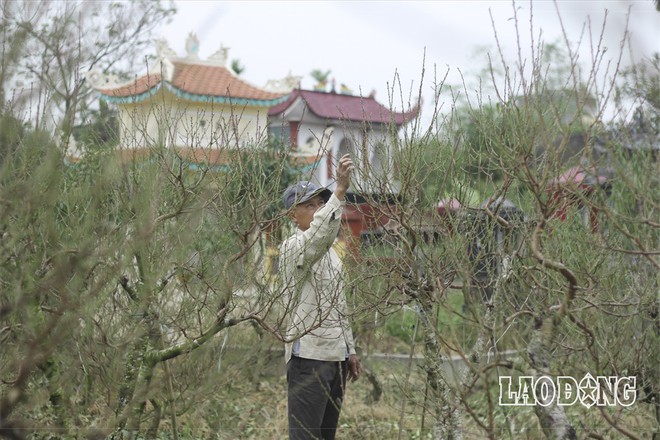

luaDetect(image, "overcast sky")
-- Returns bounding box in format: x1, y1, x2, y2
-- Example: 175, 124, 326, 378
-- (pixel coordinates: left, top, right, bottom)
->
158, 1, 659, 127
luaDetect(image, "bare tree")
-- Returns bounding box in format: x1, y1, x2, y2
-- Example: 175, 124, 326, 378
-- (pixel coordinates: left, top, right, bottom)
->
348, 4, 657, 439
1, 0, 175, 142
1, 1, 657, 439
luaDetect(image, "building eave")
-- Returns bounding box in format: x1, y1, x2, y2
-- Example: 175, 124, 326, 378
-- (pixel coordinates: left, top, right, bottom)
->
162, 82, 289, 107
98, 81, 289, 108
99, 82, 163, 105
268, 88, 419, 126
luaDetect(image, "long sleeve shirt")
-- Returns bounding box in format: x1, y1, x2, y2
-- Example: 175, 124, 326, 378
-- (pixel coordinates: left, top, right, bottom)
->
279, 193, 357, 364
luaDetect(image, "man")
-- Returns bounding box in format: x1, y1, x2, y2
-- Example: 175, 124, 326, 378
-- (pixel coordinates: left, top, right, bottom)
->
279, 154, 362, 440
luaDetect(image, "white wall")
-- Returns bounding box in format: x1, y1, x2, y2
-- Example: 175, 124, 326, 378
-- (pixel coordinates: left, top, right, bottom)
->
117, 91, 269, 150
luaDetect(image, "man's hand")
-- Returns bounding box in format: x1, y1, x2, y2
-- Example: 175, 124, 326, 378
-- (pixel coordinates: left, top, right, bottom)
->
347, 354, 362, 382
334, 154, 354, 201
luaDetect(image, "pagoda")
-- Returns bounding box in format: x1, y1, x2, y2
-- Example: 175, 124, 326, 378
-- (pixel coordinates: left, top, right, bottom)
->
86, 33, 299, 164
268, 85, 419, 238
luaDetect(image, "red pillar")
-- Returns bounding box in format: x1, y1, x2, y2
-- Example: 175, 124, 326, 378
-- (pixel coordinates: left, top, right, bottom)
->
289, 121, 299, 151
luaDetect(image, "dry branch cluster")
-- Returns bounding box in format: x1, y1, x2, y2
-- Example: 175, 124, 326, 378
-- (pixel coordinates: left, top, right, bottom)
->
1, 1, 658, 439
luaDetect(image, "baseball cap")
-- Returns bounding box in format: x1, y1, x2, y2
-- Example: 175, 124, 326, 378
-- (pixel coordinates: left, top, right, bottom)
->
283, 181, 332, 210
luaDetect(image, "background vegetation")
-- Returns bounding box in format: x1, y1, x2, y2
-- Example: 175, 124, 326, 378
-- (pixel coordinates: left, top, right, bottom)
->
1, 1, 658, 439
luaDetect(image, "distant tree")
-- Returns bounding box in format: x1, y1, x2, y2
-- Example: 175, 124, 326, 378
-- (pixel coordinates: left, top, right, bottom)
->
616, 53, 660, 121
448, 41, 598, 186
0, 0, 175, 145
231, 58, 245, 75
310, 68, 331, 91
73, 99, 119, 150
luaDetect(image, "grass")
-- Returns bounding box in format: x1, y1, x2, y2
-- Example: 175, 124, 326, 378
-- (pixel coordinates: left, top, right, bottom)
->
60, 314, 654, 440
155, 349, 654, 440
54, 287, 652, 440
157, 351, 443, 439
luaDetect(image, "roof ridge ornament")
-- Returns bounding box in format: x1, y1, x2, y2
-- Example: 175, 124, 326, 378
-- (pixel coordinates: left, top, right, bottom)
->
208, 44, 229, 66
185, 32, 200, 60
154, 38, 177, 59
264, 71, 302, 93
150, 38, 176, 81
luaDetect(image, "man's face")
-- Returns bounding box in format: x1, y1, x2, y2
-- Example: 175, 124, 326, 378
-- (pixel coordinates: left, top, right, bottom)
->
290, 194, 325, 231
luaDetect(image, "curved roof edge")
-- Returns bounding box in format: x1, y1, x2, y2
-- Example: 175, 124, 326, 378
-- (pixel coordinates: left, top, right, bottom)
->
96, 60, 288, 105
162, 82, 288, 107
268, 89, 420, 126
98, 79, 288, 107
99, 82, 163, 105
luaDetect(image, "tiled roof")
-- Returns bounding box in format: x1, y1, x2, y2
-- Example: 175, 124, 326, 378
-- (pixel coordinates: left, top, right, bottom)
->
98, 61, 283, 102
99, 73, 162, 98
268, 89, 419, 125
169, 62, 283, 100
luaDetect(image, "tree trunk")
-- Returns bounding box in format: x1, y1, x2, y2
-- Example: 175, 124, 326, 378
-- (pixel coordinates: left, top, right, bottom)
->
116, 335, 148, 422
145, 399, 162, 439
417, 298, 463, 440
528, 315, 577, 440
125, 357, 157, 439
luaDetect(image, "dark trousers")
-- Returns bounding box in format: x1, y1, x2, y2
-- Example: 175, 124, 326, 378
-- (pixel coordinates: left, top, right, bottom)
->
287, 356, 348, 440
